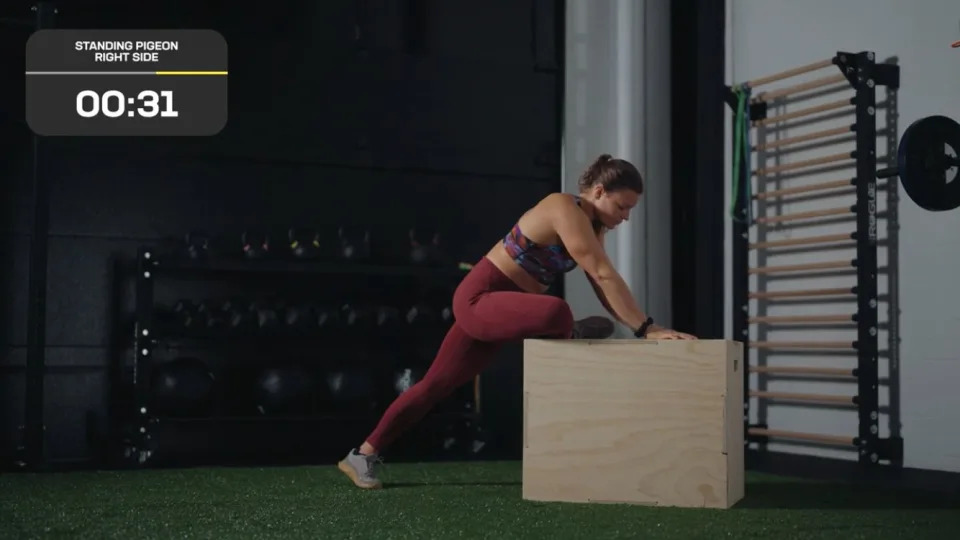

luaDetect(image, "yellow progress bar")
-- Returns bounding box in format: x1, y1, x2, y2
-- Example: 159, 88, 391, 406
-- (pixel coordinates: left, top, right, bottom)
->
155, 71, 228, 75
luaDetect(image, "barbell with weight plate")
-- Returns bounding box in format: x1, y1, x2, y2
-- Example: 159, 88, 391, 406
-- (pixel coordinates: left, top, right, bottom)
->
877, 114, 960, 212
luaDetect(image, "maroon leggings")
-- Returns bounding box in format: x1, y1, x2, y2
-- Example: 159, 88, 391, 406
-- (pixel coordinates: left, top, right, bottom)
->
365, 256, 574, 452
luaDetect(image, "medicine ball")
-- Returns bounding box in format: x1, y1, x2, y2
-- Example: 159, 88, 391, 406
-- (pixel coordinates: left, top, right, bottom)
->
149, 357, 216, 417
254, 365, 315, 415
326, 369, 377, 410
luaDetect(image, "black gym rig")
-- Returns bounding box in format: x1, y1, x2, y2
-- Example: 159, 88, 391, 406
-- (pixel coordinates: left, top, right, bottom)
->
120, 226, 482, 467
726, 51, 909, 470
728, 49, 960, 471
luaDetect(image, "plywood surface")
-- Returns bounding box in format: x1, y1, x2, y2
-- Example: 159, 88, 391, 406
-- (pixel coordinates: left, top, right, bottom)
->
522, 339, 743, 508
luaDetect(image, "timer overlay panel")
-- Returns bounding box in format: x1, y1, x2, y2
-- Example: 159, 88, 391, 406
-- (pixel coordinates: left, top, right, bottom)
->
26, 29, 227, 73
26, 75, 227, 136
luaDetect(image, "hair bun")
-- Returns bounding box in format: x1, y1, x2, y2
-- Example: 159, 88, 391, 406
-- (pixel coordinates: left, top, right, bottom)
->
576, 153, 643, 195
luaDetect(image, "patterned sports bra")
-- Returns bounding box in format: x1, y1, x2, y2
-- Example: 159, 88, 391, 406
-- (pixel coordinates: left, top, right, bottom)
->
502, 195, 581, 286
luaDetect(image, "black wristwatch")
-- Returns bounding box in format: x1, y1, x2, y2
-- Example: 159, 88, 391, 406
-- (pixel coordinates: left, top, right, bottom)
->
634, 317, 654, 338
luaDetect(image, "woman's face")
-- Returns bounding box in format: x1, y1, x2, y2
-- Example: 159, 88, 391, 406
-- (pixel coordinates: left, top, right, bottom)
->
588, 184, 639, 229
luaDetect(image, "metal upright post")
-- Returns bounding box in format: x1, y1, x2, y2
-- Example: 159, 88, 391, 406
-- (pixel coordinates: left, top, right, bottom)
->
724, 87, 765, 458
850, 51, 881, 467
129, 247, 157, 466
731, 122, 751, 455
836, 50, 902, 467
22, 0, 57, 471
882, 80, 903, 468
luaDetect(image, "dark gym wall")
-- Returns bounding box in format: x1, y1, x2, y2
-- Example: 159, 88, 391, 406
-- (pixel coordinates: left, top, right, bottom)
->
0, 0, 563, 466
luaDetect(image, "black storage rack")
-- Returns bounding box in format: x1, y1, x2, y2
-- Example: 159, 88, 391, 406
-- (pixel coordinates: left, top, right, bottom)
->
122, 243, 480, 466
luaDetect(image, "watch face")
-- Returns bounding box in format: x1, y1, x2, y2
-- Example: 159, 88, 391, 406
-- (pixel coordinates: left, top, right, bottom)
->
25, 29, 228, 136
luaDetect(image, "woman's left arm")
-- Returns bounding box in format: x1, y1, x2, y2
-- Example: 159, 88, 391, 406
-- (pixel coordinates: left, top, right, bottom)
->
587, 230, 696, 340
585, 230, 626, 324
586, 273, 626, 325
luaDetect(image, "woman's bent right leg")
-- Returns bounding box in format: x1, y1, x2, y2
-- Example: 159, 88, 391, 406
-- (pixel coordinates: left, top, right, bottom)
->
455, 290, 575, 342
451, 255, 575, 342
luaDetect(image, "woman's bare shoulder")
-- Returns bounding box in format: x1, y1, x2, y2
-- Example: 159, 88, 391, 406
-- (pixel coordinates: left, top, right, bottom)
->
517, 193, 584, 241
537, 192, 581, 212
529, 193, 584, 225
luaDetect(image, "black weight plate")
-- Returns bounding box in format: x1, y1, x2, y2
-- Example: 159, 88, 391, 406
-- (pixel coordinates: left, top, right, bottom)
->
898, 115, 960, 212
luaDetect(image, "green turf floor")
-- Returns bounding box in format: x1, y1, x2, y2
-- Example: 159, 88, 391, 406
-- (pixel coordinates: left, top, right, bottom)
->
1, 460, 958, 539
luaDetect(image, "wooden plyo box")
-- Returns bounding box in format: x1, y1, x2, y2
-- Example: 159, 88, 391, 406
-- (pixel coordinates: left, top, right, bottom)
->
522, 339, 744, 509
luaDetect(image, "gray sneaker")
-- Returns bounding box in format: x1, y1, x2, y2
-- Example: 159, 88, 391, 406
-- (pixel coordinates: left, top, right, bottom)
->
572, 316, 616, 339
337, 448, 383, 489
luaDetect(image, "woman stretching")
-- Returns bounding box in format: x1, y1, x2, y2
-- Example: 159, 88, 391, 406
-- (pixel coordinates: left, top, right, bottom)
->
338, 154, 696, 489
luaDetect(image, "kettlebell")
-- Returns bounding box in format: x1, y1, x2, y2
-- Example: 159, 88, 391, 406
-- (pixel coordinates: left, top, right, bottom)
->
406, 303, 438, 327
288, 228, 320, 259
284, 303, 317, 334
315, 305, 340, 330
375, 305, 402, 330
184, 231, 209, 260
222, 298, 255, 334
341, 304, 369, 327
249, 301, 281, 332
338, 226, 371, 261
173, 299, 200, 330
241, 230, 270, 259
409, 228, 442, 266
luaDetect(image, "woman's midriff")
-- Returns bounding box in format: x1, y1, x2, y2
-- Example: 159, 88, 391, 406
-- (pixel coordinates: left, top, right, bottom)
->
483, 241, 549, 295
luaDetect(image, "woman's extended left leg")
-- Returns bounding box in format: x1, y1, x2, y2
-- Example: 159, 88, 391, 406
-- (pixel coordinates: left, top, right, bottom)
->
337, 321, 500, 489
364, 322, 501, 452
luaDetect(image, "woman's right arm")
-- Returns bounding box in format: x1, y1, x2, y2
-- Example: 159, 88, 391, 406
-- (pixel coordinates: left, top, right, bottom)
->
548, 196, 652, 333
